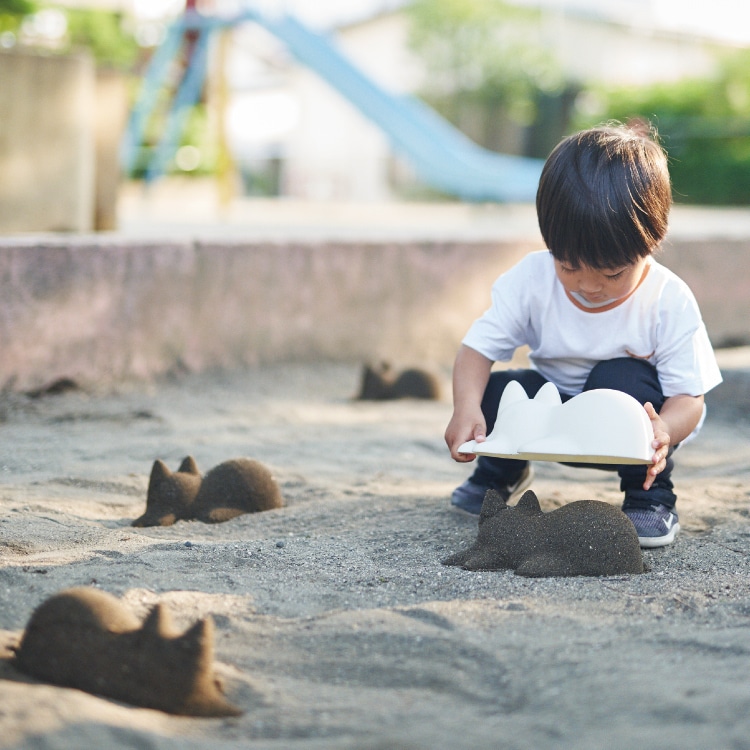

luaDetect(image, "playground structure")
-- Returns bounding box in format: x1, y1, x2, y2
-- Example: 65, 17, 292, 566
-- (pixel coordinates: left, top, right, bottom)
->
121, 7, 543, 203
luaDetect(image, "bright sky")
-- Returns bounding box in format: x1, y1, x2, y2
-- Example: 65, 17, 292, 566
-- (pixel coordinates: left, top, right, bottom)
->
133, 0, 750, 44
132, 0, 394, 27
262, 0, 390, 27
651, 0, 750, 45
541, 0, 750, 45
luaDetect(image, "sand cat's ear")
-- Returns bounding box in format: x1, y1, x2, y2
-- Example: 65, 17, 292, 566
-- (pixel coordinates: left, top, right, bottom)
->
178, 456, 200, 475
515, 490, 542, 515
478, 488, 508, 524
149, 459, 171, 486
142, 603, 175, 638
181, 617, 213, 660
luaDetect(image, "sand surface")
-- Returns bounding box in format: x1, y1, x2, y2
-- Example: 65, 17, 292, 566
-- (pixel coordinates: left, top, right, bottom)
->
1, 362, 749, 749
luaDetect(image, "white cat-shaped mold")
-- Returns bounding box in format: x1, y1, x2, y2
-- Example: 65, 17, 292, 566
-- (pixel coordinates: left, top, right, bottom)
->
459, 381, 654, 464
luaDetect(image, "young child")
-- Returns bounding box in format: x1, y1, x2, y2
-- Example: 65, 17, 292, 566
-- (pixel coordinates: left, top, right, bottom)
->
444, 123, 722, 548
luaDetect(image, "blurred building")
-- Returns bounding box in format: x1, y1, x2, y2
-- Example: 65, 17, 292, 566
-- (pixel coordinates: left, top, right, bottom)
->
3, 0, 748, 231
0, 0, 144, 233
224, 1, 745, 201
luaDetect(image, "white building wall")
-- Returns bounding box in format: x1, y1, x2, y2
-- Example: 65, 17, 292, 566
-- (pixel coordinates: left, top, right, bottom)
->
283, 65, 393, 200
538, 14, 718, 85
280, 12, 423, 201
336, 11, 424, 93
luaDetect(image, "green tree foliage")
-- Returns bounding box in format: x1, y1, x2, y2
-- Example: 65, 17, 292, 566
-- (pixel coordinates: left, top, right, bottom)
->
406, 0, 570, 156
0, 0, 35, 33
0, 0, 35, 15
63, 8, 139, 69
576, 49, 750, 205
1, 3, 139, 70
408, 0, 561, 104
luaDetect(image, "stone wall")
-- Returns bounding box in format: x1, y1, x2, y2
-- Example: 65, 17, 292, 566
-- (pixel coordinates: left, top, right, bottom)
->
659, 239, 750, 349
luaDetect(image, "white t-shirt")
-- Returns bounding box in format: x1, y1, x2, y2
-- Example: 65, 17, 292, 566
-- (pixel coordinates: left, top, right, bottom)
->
462, 250, 723, 397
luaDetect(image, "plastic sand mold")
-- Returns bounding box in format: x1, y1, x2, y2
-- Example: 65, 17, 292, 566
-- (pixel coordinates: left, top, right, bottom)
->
458, 381, 654, 465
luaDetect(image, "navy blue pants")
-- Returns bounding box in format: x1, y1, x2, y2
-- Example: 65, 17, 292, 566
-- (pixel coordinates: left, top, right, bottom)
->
468, 358, 677, 509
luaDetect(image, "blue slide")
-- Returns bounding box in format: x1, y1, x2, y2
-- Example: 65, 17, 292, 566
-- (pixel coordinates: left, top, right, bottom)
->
124, 9, 543, 202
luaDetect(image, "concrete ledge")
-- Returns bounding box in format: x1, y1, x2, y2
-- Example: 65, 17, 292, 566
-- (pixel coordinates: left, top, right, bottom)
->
659, 239, 750, 349
0, 235, 538, 390
0, 234, 746, 391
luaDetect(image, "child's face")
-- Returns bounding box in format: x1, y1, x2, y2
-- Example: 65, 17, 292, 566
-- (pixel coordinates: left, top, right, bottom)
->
553, 257, 649, 305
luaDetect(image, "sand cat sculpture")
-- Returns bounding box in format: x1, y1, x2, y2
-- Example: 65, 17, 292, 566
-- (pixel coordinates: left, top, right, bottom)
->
132, 455, 283, 527
13, 587, 242, 717
356, 362, 441, 401
442, 489, 643, 577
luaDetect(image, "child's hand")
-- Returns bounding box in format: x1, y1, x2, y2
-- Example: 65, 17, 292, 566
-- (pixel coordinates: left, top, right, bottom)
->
445, 410, 486, 462
643, 401, 670, 490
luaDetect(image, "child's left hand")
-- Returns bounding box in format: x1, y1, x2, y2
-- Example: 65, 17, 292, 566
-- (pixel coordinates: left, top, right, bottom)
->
643, 401, 670, 490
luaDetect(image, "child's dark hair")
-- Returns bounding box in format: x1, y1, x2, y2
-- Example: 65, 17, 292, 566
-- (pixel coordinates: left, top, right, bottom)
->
536, 123, 672, 270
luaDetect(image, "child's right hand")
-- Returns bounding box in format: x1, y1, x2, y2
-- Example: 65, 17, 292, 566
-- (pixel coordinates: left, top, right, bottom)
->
444, 410, 487, 462
445, 345, 494, 462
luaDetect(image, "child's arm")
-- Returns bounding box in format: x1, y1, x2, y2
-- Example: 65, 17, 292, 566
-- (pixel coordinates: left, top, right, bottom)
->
643, 394, 705, 490
445, 345, 494, 462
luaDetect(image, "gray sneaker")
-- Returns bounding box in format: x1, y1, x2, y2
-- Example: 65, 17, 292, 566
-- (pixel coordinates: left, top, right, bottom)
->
451, 465, 534, 516
622, 503, 680, 548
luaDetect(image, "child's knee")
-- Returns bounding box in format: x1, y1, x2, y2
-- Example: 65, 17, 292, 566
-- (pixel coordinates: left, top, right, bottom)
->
585, 357, 662, 403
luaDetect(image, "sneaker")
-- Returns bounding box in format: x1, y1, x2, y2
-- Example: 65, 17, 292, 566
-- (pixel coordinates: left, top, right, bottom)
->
451, 465, 534, 516
622, 503, 680, 548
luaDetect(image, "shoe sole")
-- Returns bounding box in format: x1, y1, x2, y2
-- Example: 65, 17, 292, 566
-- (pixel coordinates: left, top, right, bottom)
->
451, 467, 534, 517
451, 505, 482, 517
638, 522, 680, 548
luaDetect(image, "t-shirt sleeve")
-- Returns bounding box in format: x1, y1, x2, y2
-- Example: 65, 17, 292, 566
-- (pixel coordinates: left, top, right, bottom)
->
655, 285, 723, 397
461, 258, 534, 363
